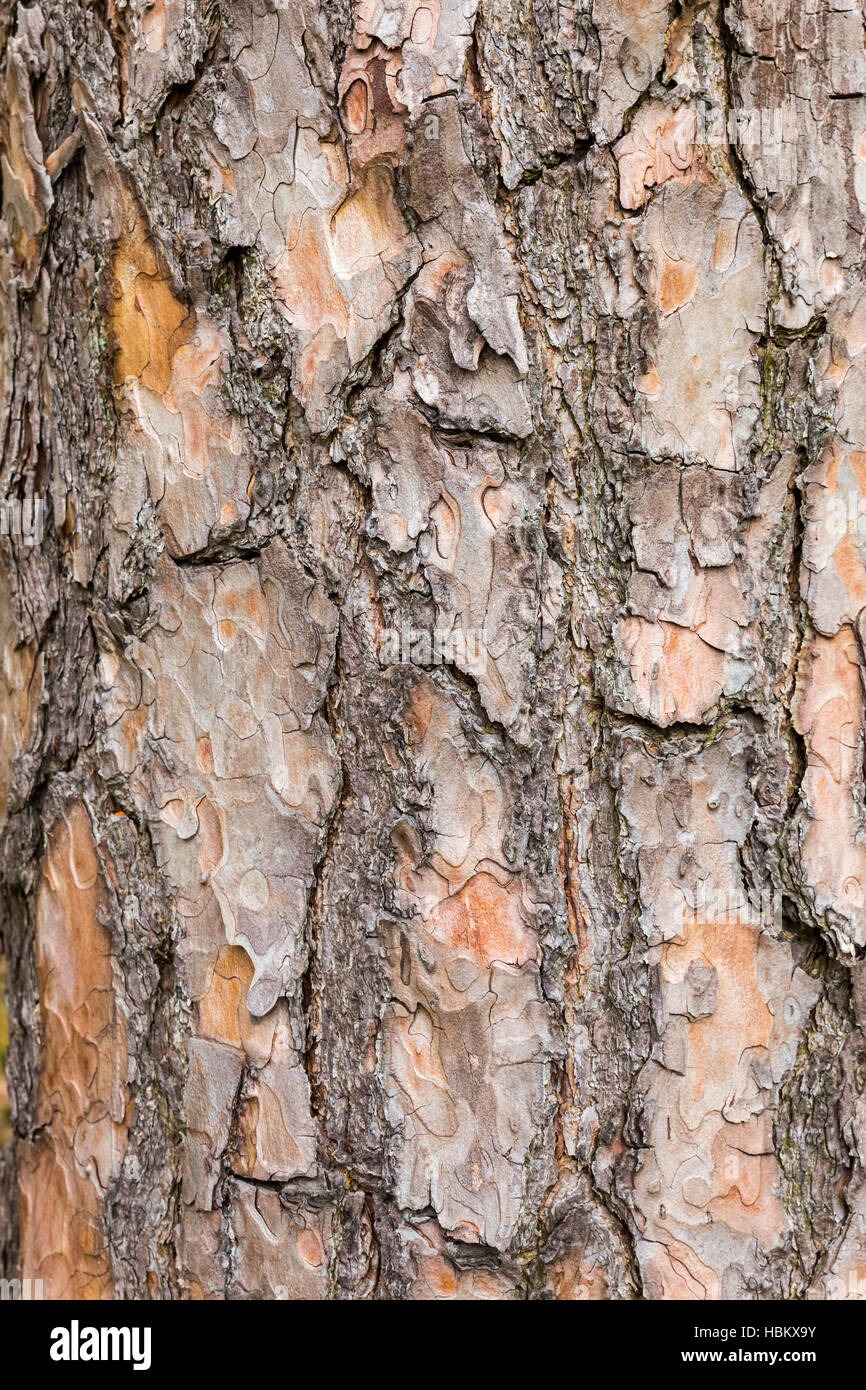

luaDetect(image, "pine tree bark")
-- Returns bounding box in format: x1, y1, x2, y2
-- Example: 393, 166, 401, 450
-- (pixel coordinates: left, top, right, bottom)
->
0, 0, 865, 1301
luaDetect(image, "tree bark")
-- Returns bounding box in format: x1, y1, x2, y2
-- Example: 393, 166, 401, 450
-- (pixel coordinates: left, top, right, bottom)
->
0, 0, 865, 1301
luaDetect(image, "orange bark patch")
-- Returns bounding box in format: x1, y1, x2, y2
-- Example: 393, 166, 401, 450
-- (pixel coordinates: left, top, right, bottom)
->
794, 629, 861, 789
619, 618, 734, 726
547, 1258, 610, 1301
0, 600, 41, 820
141, 0, 167, 51
330, 165, 409, 277
110, 195, 193, 392
645, 1238, 719, 1301
296, 1227, 325, 1269
405, 680, 434, 746
196, 944, 277, 1066
830, 529, 866, 614
664, 917, 773, 1118
19, 803, 128, 1300
273, 215, 349, 338
792, 629, 866, 937
657, 256, 698, 315
706, 1116, 780, 1239
424, 873, 536, 968
615, 102, 699, 211
342, 78, 369, 135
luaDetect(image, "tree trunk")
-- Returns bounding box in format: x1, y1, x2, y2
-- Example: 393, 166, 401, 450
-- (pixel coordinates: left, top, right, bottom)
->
0, 0, 864, 1301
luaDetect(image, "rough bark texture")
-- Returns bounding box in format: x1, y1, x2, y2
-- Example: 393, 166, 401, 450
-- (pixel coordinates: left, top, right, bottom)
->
0, 0, 865, 1301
